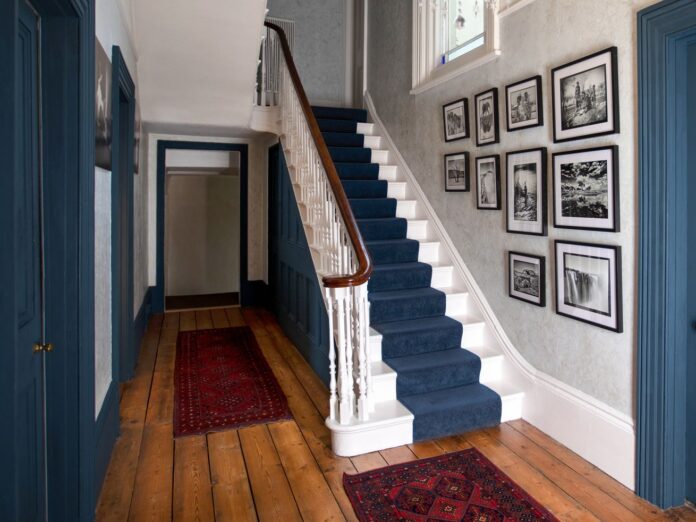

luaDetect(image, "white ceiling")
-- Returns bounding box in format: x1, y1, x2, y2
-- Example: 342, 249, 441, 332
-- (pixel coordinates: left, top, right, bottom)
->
131, 0, 267, 128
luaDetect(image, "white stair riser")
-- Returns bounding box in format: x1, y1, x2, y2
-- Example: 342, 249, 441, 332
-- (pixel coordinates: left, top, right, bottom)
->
387, 182, 407, 199
373, 374, 397, 402
396, 200, 417, 219
479, 354, 504, 383
418, 242, 440, 263
430, 266, 453, 288
378, 165, 397, 180
500, 393, 524, 422
363, 135, 382, 149
445, 292, 468, 316
407, 220, 428, 240
357, 122, 375, 135
371, 149, 389, 164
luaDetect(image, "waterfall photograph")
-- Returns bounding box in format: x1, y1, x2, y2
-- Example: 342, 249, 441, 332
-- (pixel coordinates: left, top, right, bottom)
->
563, 253, 610, 315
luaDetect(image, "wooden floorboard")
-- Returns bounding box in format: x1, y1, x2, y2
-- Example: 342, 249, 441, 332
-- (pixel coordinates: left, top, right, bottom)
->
95, 307, 691, 522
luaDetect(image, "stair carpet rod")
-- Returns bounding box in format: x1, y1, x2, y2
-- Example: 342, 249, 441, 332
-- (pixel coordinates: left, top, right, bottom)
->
262, 22, 374, 424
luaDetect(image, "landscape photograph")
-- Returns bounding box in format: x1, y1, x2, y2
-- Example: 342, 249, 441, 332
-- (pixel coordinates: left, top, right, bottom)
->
513, 163, 538, 222
560, 159, 609, 219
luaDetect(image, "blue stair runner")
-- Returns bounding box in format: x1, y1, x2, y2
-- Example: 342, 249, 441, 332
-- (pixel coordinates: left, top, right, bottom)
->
313, 106, 502, 441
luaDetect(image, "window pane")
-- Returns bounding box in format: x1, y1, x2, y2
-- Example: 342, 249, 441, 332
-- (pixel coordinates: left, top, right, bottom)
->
446, 0, 485, 58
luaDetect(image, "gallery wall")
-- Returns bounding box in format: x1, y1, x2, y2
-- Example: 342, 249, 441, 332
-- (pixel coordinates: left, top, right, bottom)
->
267, 0, 350, 106
366, 0, 658, 417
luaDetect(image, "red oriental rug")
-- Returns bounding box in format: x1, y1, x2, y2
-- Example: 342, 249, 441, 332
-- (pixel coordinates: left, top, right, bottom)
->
174, 326, 292, 437
344, 448, 559, 521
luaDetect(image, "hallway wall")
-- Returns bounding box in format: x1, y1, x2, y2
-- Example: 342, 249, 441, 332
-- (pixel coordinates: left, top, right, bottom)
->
95, 0, 142, 417
366, 0, 657, 417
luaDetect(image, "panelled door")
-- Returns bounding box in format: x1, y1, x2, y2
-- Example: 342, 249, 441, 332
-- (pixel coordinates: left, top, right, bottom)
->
15, 0, 47, 519
686, 42, 696, 505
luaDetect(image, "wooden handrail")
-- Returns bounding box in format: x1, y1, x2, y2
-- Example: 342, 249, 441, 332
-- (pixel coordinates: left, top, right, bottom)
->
265, 21, 373, 288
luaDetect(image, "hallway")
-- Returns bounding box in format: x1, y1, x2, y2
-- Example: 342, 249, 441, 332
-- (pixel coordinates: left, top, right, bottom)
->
94, 308, 694, 521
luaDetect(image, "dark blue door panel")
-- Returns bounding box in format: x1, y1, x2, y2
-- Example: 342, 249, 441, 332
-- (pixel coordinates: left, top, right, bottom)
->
15, 2, 45, 519
686, 43, 696, 504
268, 144, 330, 384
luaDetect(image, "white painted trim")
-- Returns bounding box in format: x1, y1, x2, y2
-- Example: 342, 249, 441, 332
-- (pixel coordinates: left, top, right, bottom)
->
498, 0, 538, 18
362, 0, 369, 101
364, 91, 636, 490
410, 50, 501, 95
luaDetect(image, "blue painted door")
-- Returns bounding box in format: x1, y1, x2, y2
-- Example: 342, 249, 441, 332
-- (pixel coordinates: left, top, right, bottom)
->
15, 1, 46, 519
267, 144, 330, 384
686, 42, 696, 504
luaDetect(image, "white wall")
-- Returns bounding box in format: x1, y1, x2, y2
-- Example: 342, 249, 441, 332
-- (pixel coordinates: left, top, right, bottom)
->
95, 0, 146, 417
165, 174, 240, 296
267, 0, 352, 106
366, 0, 657, 417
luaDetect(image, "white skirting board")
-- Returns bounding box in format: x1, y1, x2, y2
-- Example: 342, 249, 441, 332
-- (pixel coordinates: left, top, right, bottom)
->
364, 91, 636, 491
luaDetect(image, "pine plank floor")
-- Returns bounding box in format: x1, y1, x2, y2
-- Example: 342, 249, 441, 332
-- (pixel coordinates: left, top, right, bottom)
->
95, 307, 696, 522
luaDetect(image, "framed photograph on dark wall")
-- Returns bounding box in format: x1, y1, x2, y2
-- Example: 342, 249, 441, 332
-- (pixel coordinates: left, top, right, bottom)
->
443, 98, 470, 142
474, 88, 499, 146
475, 155, 500, 210
505, 75, 543, 131
555, 241, 622, 332
444, 152, 470, 192
95, 40, 112, 170
552, 145, 619, 231
506, 148, 547, 235
509, 252, 546, 307
552, 46, 619, 142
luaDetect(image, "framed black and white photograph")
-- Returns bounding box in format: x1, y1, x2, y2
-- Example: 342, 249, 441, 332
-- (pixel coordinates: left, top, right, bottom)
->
95, 40, 112, 170
505, 75, 543, 131
475, 155, 500, 209
444, 152, 470, 192
555, 241, 622, 332
474, 88, 499, 146
552, 46, 619, 142
509, 252, 546, 307
553, 146, 619, 231
443, 98, 470, 142
506, 148, 547, 235
134, 98, 141, 174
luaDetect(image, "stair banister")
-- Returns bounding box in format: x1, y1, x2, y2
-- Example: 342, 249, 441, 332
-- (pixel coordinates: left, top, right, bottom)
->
259, 21, 374, 424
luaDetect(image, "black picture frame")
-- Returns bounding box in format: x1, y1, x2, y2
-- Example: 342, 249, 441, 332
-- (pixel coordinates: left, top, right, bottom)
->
95, 40, 113, 170
505, 75, 544, 132
509, 251, 546, 307
554, 240, 623, 333
505, 148, 548, 236
552, 145, 620, 232
551, 46, 620, 143
442, 98, 470, 142
475, 154, 501, 210
474, 88, 500, 146
444, 152, 470, 192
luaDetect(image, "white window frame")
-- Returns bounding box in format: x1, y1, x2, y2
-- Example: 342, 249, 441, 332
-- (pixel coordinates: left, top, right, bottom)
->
411, 0, 501, 95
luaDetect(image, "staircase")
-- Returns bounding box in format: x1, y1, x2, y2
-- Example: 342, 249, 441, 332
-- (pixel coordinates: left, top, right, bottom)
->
315, 105, 514, 447
253, 22, 523, 458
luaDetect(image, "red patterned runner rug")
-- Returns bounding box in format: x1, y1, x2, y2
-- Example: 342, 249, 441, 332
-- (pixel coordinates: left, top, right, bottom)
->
174, 326, 292, 437
344, 448, 559, 521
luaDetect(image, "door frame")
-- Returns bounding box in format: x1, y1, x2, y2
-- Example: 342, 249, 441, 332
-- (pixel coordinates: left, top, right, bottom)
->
153, 141, 249, 312
111, 45, 136, 382
0, 0, 96, 520
637, 0, 696, 508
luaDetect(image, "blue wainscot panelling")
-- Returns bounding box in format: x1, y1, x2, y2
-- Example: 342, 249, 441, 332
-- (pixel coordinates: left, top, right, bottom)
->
268, 144, 330, 385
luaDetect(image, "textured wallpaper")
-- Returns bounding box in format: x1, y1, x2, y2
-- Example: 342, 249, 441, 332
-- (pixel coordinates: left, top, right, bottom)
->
367, 0, 658, 416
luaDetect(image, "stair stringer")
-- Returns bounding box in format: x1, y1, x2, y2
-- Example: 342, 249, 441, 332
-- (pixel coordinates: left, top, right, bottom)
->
364, 92, 636, 490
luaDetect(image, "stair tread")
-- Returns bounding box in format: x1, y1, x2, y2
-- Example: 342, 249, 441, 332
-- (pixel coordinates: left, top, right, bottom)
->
401, 382, 500, 414
369, 287, 444, 301
372, 314, 462, 333
372, 262, 432, 273
386, 347, 479, 371
312, 106, 367, 122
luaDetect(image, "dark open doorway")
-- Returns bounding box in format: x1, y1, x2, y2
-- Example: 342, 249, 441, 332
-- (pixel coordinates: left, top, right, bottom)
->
154, 141, 250, 313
